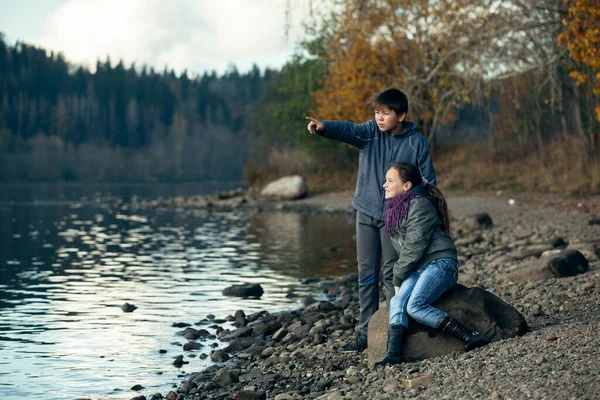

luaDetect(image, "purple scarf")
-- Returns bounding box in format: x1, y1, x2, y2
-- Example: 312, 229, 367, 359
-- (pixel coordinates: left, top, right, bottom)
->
384, 191, 418, 237
384, 184, 431, 236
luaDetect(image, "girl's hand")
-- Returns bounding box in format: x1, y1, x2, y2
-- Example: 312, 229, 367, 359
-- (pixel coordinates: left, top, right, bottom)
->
306, 116, 324, 134
394, 286, 400, 295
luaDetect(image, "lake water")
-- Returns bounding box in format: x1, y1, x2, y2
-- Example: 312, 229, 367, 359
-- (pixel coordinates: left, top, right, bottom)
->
0, 183, 357, 400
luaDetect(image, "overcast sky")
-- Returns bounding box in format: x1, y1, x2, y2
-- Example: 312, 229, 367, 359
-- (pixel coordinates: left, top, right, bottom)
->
0, 0, 319, 75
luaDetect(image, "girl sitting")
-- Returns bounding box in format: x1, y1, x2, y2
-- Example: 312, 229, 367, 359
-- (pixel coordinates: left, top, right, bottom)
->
376, 162, 490, 366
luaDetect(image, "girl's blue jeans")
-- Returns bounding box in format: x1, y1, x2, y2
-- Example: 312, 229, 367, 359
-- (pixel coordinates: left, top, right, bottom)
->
389, 258, 458, 328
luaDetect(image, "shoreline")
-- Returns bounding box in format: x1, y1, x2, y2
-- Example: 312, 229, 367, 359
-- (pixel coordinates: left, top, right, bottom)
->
132, 187, 600, 218
132, 191, 600, 400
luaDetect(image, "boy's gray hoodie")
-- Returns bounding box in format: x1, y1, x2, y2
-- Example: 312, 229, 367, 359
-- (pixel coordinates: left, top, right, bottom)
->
319, 119, 436, 221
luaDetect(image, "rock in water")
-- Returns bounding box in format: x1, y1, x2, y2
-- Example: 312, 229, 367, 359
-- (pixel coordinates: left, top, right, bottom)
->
121, 303, 137, 312
367, 284, 527, 365
259, 175, 307, 200
222, 284, 264, 298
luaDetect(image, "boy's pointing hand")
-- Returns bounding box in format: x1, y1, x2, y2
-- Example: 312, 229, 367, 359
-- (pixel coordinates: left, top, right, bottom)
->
306, 117, 324, 134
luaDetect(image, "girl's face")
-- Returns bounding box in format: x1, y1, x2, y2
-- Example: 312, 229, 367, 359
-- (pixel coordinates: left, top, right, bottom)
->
383, 168, 411, 199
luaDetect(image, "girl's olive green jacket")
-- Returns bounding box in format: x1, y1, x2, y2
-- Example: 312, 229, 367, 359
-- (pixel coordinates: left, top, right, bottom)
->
390, 196, 457, 287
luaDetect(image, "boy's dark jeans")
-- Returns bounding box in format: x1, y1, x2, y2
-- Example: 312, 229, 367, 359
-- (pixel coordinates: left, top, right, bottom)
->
356, 211, 397, 336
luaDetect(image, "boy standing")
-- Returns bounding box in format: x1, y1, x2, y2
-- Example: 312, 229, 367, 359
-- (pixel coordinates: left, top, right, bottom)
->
306, 88, 436, 351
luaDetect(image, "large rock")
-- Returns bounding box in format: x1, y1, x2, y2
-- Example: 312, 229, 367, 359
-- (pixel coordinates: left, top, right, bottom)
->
222, 283, 264, 298
260, 175, 308, 200
507, 249, 589, 283
367, 284, 527, 366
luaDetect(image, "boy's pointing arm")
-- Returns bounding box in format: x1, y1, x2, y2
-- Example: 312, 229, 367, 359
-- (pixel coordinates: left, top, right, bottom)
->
306, 117, 377, 149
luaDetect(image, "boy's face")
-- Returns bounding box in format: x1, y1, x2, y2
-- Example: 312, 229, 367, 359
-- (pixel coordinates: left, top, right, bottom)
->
374, 106, 406, 134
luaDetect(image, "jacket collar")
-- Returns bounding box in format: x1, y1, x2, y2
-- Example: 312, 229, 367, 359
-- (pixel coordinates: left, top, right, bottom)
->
390, 120, 417, 137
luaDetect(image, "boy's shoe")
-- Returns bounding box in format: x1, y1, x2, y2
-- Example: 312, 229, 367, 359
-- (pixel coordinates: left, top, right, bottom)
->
341, 334, 368, 352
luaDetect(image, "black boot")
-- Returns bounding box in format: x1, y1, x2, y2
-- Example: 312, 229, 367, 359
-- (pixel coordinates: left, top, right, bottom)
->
375, 323, 406, 366
341, 333, 368, 352
439, 315, 491, 351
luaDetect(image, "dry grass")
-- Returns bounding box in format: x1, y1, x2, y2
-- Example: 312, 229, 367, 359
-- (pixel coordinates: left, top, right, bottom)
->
246, 140, 600, 197
435, 141, 600, 195
245, 147, 358, 195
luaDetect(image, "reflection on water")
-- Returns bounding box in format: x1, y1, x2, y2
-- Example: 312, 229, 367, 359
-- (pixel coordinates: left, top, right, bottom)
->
0, 184, 356, 400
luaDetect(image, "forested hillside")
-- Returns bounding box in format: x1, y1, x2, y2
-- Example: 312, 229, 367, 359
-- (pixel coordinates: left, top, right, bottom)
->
0, 33, 270, 181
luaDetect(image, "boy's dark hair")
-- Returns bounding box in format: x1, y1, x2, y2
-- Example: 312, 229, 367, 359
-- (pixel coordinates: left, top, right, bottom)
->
373, 88, 408, 116
389, 162, 451, 236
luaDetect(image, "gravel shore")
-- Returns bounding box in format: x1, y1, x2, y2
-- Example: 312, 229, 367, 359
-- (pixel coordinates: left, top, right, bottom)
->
134, 191, 600, 400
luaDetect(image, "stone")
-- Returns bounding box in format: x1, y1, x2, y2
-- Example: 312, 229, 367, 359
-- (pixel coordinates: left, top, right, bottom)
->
274, 393, 303, 400
550, 237, 568, 248
211, 349, 229, 362
261, 347, 276, 357
318, 301, 337, 312
367, 284, 527, 365
302, 295, 318, 306
131, 384, 144, 391
272, 327, 288, 341
252, 323, 271, 336
314, 334, 327, 344
166, 392, 177, 400
180, 380, 197, 394
221, 327, 253, 340
541, 249, 562, 258
183, 342, 203, 351
260, 175, 308, 200
463, 213, 493, 230
184, 331, 201, 340
225, 337, 264, 352
588, 217, 600, 225
222, 284, 264, 298
507, 250, 589, 283
567, 241, 600, 261
509, 244, 555, 259
130, 396, 146, 400
121, 303, 137, 312
292, 323, 314, 337
172, 355, 187, 367
237, 390, 267, 400
212, 368, 239, 387
402, 374, 433, 389
383, 383, 399, 393
455, 235, 484, 247
235, 310, 247, 327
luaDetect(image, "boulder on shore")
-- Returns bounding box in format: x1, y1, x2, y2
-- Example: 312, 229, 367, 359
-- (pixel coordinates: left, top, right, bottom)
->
367, 284, 527, 366
506, 249, 589, 283
222, 283, 264, 298
260, 175, 307, 200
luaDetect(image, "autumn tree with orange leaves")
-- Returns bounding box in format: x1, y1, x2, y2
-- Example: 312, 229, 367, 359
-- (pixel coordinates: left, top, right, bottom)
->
312, 0, 526, 141
558, 0, 600, 123
311, 0, 571, 144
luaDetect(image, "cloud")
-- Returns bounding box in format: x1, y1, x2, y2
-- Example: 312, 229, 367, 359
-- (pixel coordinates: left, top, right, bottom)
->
33, 0, 310, 75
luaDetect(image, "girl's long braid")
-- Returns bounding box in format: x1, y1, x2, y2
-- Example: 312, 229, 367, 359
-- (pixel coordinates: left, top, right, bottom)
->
426, 183, 451, 236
